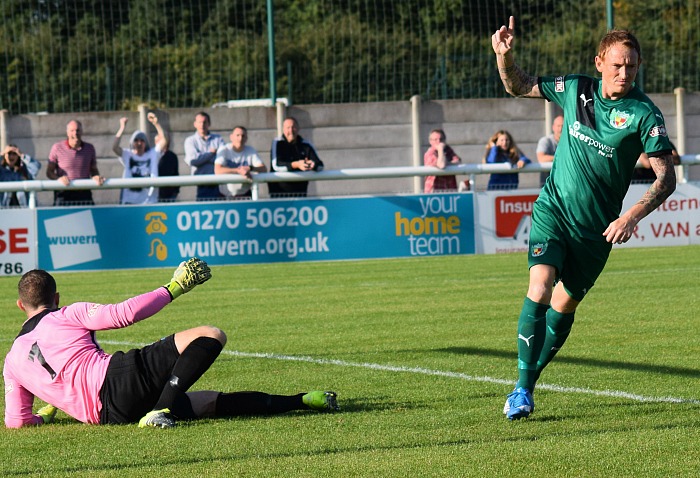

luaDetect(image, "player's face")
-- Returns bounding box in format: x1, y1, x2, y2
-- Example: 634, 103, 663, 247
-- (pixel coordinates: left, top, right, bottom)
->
595, 43, 640, 99
230, 128, 247, 151
429, 132, 444, 148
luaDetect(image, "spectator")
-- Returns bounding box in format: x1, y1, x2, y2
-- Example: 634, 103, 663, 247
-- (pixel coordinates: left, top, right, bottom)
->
156, 131, 180, 202
112, 113, 167, 205
270, 117, 323, 198
0, 144, 41, 207
46, 120, 104, 206
632, 141, 681, 183
423, 129, 461, 193
184, 112, 225, 201
215, 126, 267, 200
4, 260, 339, 429
483, 130, 531, 190
536, 115, 563, 186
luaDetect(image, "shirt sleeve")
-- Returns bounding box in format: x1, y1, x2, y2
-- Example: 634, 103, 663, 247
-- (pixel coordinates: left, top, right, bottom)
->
4, 367, 43, 428
48, 144, 58, 164
271, 138, 290, 172
215, 146, 226, 166
538, 75, 572, 109
485, 145, 499, 164
445, 146, 460, 163
423, 149, 437, 167
65, 287, 172, 331
185, 136, 214, 168
305, 143, 324, 171
639, 106, 673, 156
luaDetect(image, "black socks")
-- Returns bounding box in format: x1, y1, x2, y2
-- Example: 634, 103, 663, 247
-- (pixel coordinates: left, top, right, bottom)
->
154, 336, 223, 412
215, 392, 306, 416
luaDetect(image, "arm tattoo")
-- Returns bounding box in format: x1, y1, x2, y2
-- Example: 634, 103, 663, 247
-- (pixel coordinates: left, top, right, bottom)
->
636, 153, 677, 215
498, 62, 538, 98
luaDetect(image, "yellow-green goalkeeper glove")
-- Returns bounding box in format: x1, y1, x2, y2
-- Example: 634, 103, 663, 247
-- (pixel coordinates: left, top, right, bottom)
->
37, 404, 57, 424
165, 257, 211, 299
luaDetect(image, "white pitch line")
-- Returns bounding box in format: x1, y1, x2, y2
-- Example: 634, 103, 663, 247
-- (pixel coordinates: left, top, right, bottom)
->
101, 340, 700, 405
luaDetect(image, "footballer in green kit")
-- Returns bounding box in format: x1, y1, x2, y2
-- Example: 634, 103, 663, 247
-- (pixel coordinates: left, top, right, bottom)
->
492, 16, 677, 420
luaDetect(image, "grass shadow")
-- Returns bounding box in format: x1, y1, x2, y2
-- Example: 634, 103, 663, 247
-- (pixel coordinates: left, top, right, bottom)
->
436, 346, 700, 378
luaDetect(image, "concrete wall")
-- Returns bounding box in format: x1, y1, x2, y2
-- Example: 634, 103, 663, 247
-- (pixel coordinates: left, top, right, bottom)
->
4, 91, 699, 205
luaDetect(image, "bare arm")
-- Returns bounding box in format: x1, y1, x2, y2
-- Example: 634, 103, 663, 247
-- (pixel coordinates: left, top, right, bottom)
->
435, 143, 447, 169
603, 153, 676, 244
636, 152, 652, 169
148, 113, 167, 151
537, 152, 555, 163
492, 16, 542, 98
113, 117, 128, 157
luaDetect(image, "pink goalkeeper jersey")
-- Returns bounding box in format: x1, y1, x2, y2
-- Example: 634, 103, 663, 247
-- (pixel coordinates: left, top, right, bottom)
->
3, 288, 172, 428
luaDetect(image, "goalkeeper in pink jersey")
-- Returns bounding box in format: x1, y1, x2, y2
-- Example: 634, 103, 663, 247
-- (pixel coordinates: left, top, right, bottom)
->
4, 258, 339, 429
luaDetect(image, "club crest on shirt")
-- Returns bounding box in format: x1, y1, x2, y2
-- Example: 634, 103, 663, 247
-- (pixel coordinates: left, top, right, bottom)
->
531, 242, 547, 257
609, 109, 634, 129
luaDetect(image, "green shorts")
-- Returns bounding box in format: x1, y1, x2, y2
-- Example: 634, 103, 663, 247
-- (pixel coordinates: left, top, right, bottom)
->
527, 202, 612, 301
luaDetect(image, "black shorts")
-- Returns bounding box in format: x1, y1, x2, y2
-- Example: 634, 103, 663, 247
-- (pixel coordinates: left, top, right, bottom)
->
99, 335, 180, 424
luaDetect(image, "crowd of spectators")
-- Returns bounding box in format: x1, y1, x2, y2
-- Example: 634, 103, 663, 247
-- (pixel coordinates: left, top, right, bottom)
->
0, 111, 683, 207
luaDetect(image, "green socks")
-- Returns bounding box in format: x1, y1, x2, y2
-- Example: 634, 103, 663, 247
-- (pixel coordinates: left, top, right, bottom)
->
534, 308, 575, 382
516, 297, 549, 391
515, 298, 576, 390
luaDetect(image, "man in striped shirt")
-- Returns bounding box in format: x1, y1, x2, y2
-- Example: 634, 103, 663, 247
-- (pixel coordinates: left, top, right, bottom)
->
47, 120, 104, 206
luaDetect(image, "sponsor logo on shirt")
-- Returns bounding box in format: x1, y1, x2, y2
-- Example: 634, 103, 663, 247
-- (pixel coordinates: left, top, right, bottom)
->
609, 108, 635, 129
568, 121, 615, 158
555, 76, 565, 92
649, 125, 667, 137
5, 382, 13, 395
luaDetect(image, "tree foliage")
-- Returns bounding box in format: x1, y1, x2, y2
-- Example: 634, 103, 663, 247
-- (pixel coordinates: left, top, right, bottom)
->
0, 0, 696, 113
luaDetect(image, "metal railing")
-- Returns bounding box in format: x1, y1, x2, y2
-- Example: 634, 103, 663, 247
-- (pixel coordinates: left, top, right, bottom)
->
1, 156, 698, 208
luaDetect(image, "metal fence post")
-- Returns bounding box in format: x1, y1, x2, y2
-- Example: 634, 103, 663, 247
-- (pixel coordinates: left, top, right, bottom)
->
0, 109, 8, 151
138, 104, 148, 134
674, 87, 687, 183
411, 95, 422, 194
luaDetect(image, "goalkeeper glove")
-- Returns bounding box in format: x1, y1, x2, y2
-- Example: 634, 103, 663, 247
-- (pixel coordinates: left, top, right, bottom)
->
37, 404, 57, 425
165, 257, 211, 299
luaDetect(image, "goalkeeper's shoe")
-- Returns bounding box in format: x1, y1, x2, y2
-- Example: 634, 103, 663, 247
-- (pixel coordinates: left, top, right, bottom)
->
138, 408, 176, 429
37, 404, 57, 424
503, 387, 534, 420
165, 257, 211, 299
302, 391, 340, 412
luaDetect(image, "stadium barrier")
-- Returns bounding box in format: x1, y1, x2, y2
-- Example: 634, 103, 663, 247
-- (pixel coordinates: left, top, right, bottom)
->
1, 156, 699, 208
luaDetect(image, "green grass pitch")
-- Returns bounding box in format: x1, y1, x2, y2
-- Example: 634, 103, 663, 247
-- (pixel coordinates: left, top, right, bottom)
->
1, 245, 699, 477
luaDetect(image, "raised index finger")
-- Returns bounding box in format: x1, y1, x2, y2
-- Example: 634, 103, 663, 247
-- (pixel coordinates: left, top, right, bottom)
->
509, 15, 515, 32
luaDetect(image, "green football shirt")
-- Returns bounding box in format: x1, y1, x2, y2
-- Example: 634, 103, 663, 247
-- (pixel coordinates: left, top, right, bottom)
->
537, 74, 672, 238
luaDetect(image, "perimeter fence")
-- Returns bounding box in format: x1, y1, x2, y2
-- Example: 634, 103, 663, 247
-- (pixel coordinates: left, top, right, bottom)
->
0, 0, 698, 114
